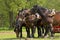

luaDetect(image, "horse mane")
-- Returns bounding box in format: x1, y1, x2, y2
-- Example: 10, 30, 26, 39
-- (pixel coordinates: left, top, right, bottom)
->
31, 5, 47, 19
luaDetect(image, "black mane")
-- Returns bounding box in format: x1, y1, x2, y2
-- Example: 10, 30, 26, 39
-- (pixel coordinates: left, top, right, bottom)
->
31, 5, 46, 18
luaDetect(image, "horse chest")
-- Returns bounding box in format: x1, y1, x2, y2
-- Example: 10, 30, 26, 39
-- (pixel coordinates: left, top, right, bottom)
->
47, 17, 54, 23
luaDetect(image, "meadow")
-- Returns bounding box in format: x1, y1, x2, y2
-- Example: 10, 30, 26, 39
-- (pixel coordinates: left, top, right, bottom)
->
0, 28, 60, 40
0, 0, 60, 40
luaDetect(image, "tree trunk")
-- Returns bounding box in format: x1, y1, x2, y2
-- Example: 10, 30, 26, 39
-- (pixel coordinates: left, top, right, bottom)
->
9, 11, 14, 29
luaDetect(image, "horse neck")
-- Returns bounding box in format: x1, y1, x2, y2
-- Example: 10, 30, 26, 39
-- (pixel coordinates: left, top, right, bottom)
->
31, 5, 47, 21
37, 8, 47, 20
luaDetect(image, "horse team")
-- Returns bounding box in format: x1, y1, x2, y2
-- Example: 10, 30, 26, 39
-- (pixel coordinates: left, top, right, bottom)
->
14, 5, 60, 38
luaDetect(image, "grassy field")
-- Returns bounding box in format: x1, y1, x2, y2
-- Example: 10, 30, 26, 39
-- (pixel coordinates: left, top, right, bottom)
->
0, 28, 60, 40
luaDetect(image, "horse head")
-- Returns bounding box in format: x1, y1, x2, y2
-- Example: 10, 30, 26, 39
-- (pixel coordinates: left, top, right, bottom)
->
21, 9, 32, 17
47, 9, 56, 17
18, 8, 34, 22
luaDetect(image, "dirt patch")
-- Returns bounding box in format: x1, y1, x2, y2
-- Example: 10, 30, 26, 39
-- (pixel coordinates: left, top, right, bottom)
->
0, 32, 15, 34
0, 31, 26, 35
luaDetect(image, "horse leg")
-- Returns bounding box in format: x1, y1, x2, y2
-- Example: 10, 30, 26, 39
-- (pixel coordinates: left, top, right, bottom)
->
44, 25, 49, 37
44, 24, 54, 38
20, 26, 22, 38
41, 25, 44, 34
15, 28, 19, 38
49, 24, 54, 37
16, 31, 19, 38
31, 26, 36, 38
37, 26, 42, 38
14, 26, 19, 38
26, 27, 30, 38
34, 26, 36, 33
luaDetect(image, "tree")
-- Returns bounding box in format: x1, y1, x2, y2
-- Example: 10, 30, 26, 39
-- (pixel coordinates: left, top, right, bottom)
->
0, 0, 60, 29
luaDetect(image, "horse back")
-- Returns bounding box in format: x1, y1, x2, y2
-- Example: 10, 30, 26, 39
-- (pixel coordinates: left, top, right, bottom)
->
53, 11, 60, 26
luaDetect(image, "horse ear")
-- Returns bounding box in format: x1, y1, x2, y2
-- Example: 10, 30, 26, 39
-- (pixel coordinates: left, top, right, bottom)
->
48, 9, 56, 16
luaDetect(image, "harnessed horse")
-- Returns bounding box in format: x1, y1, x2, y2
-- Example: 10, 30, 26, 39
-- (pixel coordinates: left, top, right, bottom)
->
52, 11, 60, 33
31, 5, 56, 37
14, 9, 38, 38
14, 9, 27, 38
53, 11, 60, 26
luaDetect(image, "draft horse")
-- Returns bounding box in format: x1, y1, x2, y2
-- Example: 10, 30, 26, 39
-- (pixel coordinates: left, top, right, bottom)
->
53, 11, 60, 33
31, 5, 56, 37
53, 11, 60, 26
14, 9, 37, 38
14, 9, 27, 38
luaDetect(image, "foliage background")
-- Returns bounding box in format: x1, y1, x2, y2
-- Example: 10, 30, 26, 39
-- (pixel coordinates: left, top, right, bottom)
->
0, 0, 60, 29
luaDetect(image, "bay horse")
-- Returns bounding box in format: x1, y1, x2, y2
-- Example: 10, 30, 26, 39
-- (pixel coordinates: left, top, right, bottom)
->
53, 11, 60, 33
31, 5, 56, 37
53, 11, 60, 26
14, 8, 37, 38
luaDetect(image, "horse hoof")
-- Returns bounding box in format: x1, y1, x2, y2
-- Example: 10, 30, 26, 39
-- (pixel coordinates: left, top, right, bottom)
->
38, 36, 42, 38
33, 36, 35, 38
44, 36, 48, 38
30, 36, 33, 38
25, 38, 30, 40
20, 36, 22, 38
17, 36, 19, 38
50, 37, 54, 39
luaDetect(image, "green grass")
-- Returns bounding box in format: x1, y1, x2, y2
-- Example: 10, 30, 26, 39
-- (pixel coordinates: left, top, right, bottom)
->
0, 28, 60, 40
0, 31, 60, 40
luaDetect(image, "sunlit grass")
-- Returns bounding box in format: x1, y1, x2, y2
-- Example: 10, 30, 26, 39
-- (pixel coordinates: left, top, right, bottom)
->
0, 28, 60, 40
0, 31, 60, 40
